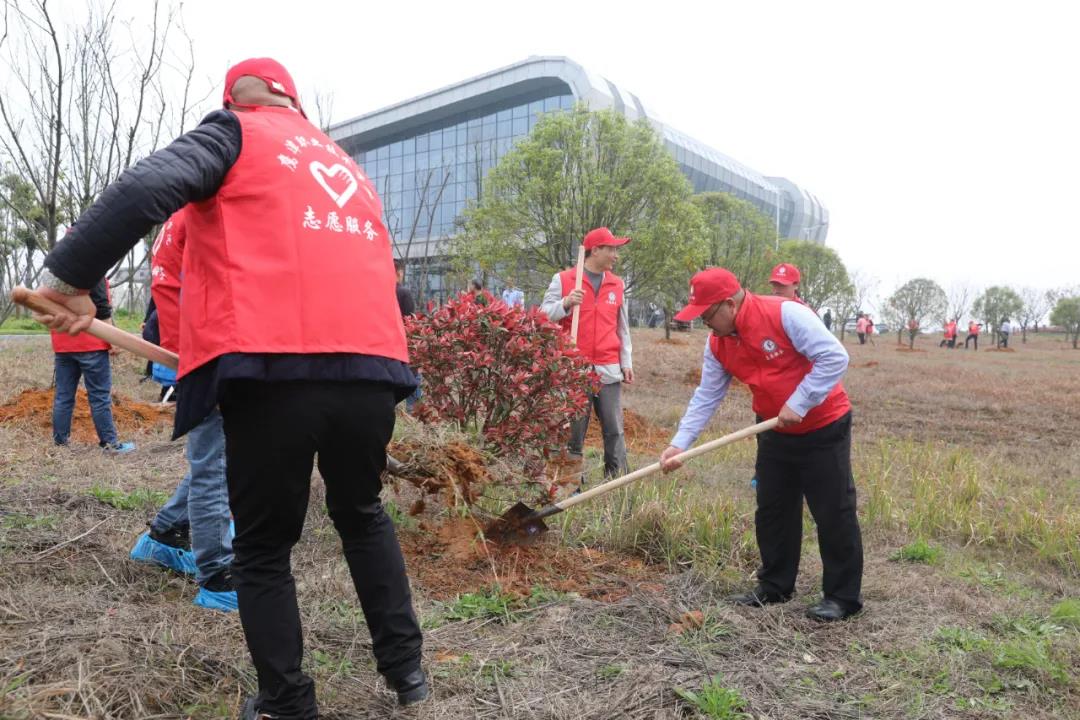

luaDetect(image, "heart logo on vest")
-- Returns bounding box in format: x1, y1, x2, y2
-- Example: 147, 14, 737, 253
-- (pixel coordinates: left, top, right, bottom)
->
309, 162, 358, 208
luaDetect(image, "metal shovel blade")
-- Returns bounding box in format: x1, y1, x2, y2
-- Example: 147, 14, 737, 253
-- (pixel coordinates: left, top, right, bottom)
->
484, 501, 550, 542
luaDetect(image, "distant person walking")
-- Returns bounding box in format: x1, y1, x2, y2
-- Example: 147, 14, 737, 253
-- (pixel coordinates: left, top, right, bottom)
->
855, 313, 869, 345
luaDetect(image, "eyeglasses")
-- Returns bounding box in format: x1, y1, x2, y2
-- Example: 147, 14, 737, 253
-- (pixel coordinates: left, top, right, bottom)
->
701, 303, 721, 323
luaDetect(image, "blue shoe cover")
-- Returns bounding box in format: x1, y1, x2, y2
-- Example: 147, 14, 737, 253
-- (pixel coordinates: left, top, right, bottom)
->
129, 531, 196, 576
194, 587, 238, 612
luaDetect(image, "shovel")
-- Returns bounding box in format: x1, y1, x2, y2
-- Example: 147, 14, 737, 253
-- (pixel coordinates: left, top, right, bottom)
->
11, 286, 179, 370
11, 286, 415, 472
487, 416, 779, 541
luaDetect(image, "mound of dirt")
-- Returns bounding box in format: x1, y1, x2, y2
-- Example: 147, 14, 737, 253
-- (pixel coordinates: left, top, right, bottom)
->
858, 361, 880, 368
584, 409, 671, 455
388, 440, 492, 505
0, 388, 172, 443
400, 516, 653, 602
984, 347, 1016, 353
894, 347, 927, 353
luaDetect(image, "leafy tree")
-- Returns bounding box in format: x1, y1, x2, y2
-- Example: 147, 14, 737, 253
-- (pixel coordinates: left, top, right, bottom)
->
692, 192, 774, 291
453, 105, 706, 307
1050, 296, 1080, 349
887, 278, 947, 349
771, 239, 851, 311
972, 286, 1023, 337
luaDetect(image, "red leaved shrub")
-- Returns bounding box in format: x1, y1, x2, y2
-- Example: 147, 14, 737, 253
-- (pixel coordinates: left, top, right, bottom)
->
405, 291, 597, 478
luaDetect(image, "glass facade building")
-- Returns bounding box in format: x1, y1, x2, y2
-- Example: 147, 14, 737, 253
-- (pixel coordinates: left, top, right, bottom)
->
329, 56, 829, 297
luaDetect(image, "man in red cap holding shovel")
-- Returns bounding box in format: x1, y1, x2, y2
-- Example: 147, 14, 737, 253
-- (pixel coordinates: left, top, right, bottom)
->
541, 227, 633, 483
33, 57, 426, 717
659, 268, 864, 621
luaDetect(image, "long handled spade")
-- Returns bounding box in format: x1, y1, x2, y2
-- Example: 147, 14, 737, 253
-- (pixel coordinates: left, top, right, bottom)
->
11, 287, 180, 370
10, 287, 425, 473
487, 417, 780, 542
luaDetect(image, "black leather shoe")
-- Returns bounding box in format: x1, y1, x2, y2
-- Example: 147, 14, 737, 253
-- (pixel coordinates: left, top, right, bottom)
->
727, 586, 791, 607
240, 697, 276, 719
806, 598, 860, 622
387, 668, 430, 706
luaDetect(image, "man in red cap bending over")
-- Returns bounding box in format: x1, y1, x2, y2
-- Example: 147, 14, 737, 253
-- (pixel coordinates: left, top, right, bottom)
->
541, 227, 633, 482
659, 268, 864, 622
34, 58, 426, 717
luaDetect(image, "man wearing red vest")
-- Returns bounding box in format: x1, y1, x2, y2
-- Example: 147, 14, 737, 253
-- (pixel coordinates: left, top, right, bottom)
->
34, 58, 426, 717
965, 320, 981, 350
129, 207, 237, 612
49, 277, 134, 453
940, 320, 958, 348
659, 268, 863, 621
541, 227, 633, 480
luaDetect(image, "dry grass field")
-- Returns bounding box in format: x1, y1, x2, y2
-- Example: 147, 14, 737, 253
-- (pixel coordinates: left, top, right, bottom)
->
0, 329, 1077, 719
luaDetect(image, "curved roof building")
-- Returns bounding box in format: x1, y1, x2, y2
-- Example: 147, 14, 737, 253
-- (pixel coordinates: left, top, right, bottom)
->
329, 56, 829, 260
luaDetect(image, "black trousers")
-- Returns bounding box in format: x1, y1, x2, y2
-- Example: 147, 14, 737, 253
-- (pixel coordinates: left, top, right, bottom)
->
965, 334, 978, 350
754, 412, 863, 611
221, 380, 423, 719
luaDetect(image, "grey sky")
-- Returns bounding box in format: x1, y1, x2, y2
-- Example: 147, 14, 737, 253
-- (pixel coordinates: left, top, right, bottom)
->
27, 0, 1080, 295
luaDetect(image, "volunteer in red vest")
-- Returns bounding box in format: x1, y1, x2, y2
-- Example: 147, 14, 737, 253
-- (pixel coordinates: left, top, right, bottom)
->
769, 262, 803, 303
49, 276, 134, 453
128, 207, 237, 613
33, 58, 427, 717
659, 268, 863, 622
541, 227, 633, 481
965, 320, 981, 350
939, 319, 958, 348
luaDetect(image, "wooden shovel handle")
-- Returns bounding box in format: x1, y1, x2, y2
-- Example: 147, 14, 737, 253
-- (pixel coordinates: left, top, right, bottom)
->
553, 417, 780, 512
569, 244, 586, 343
11, 286, 179, 371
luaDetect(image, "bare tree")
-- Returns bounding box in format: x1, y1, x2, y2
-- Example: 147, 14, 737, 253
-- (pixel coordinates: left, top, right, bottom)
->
382, 167, 452, 308
945, 282, 975, 324
311, 89, 334, 134
0, 0, 207, 316
833, 270, 878, 341
1017, 286, 1053, 342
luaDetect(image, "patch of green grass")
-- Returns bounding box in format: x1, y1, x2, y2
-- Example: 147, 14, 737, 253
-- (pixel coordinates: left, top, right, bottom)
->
1049, 599, 1080, 628
990, 638, 1068, 683
559, 477, 756, 579
478, 658, 514, 682
383, 499, 416, 529
674, 675, 750, 719
856, 439, 1080, 574
0, 316, 47, 334
422, 585, 565, 629
890, 538, 943, 564
1, 513, 59, 530
596, 663, 625, 680
934, 626, 989, 652
310, 649, 354, 677
89, 486, 168, 511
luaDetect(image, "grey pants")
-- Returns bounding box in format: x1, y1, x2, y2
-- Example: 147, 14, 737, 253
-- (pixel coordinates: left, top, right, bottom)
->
568, 381, 629, 480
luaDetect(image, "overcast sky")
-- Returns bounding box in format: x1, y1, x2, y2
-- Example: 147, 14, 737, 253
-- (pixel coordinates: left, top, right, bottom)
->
15, 0, 1080, 298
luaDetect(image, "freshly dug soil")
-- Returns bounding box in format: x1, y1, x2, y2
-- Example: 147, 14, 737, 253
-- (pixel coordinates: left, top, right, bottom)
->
0, 388, 172, 443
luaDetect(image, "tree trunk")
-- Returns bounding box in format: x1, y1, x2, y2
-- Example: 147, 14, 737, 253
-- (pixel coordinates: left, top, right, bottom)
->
1021, 324, 1027, 343
908, 332, 915, 349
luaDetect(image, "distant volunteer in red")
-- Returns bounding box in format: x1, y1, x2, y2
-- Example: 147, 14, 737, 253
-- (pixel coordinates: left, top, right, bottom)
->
33, 58, 426, 718
769, 262, 803, 303
660, 268, 864, 622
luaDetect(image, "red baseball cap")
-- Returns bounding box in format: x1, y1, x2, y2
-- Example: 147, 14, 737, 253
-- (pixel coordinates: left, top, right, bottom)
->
673, 268, 742, 322
769, 263, 800, 285
224, 58, 306, 118
583, 227, 631, 250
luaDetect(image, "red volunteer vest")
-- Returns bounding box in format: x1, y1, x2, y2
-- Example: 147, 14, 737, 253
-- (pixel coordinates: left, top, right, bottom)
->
944, 321, 957, 339
179, 107, 408, 377
150, 208, 186, 354
51, 280, 111, 353
709, 293, 850, 435
558, 268, 623, 365
969, 323, 980, 336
